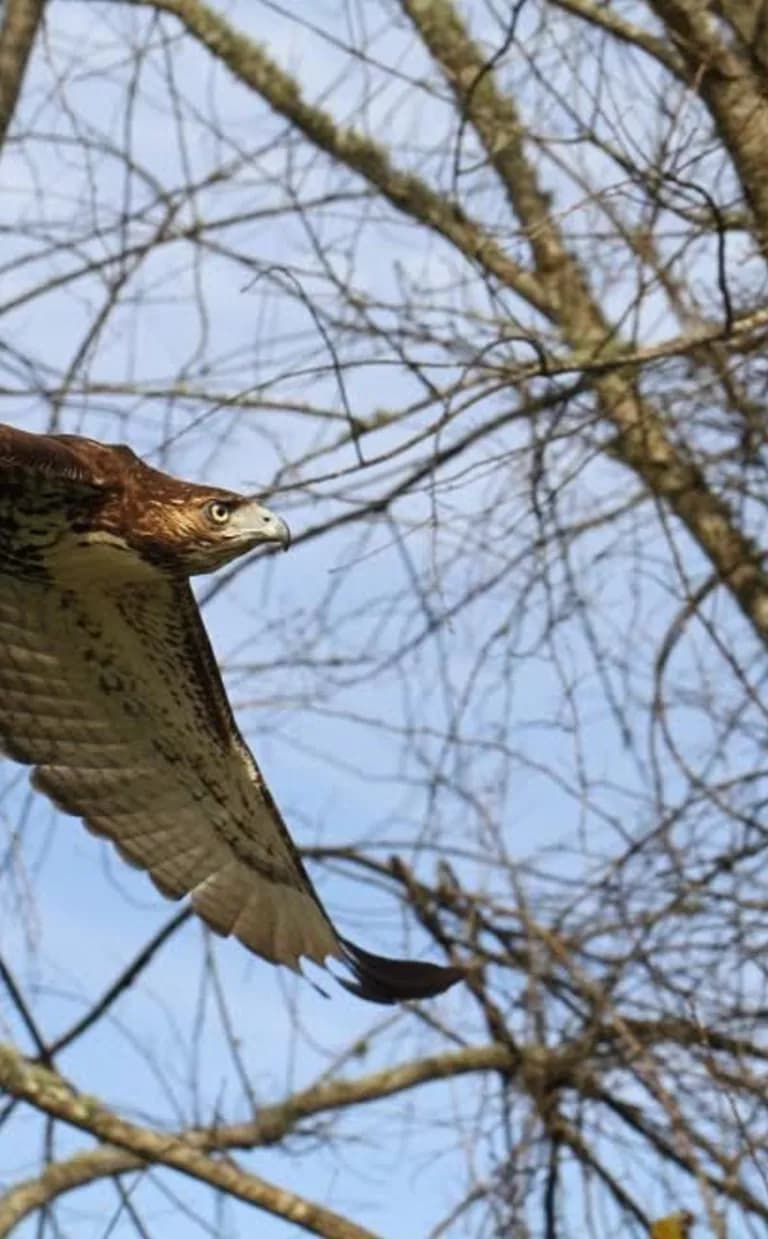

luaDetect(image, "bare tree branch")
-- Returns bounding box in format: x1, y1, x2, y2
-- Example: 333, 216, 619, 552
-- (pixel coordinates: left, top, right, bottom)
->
0, 1045, 381, 1239
0, 0, 45, 154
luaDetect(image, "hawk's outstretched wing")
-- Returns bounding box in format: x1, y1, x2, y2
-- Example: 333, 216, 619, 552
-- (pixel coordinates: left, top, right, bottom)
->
0, 424, 463, 1003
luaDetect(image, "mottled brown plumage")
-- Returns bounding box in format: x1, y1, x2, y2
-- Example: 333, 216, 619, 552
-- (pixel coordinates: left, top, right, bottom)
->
0, 423, 463, 1003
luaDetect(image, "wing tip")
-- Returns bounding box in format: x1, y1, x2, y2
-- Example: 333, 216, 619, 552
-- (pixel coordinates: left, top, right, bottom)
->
337, 937, 466, 1005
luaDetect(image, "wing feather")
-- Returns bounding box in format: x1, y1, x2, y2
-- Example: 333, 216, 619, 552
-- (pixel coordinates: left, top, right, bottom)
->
0, 422, 120, 489
0, 571, 340, 970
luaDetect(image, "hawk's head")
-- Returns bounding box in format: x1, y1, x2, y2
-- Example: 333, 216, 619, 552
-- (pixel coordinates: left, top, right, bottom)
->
109, 483, 291, 575
88, 444, 291, 575
0, 427, 290, 580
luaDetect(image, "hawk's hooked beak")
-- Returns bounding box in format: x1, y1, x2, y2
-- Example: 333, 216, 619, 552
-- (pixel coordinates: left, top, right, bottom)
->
232, 501, 291, 551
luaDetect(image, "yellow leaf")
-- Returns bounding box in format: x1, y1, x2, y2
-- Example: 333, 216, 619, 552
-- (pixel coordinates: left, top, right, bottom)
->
650, 1212, 694, 1239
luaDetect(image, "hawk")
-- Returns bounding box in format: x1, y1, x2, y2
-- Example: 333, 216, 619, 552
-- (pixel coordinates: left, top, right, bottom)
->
0, 423, 463, 1003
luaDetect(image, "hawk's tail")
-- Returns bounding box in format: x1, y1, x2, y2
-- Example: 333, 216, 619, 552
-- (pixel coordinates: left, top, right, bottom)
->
338, 938, 466, 1004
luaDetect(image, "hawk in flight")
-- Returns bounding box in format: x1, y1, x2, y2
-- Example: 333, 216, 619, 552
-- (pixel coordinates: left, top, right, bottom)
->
0, 423, 463, 1003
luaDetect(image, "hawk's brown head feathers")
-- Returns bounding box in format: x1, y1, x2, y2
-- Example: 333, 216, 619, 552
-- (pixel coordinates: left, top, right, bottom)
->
0, 424, 288, 576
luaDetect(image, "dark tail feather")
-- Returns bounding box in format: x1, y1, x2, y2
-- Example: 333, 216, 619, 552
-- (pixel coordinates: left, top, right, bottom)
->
338, 938, 465, 1004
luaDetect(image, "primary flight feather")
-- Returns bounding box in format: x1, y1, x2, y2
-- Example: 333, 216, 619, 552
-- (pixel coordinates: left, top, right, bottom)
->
0, 423, 463, 1003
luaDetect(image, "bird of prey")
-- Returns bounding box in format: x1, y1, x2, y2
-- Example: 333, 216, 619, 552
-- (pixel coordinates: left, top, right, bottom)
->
0, 423, 463, 1003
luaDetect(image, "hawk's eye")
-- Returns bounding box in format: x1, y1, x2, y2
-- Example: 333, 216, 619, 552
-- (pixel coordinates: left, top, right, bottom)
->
205, 500, 232, 526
